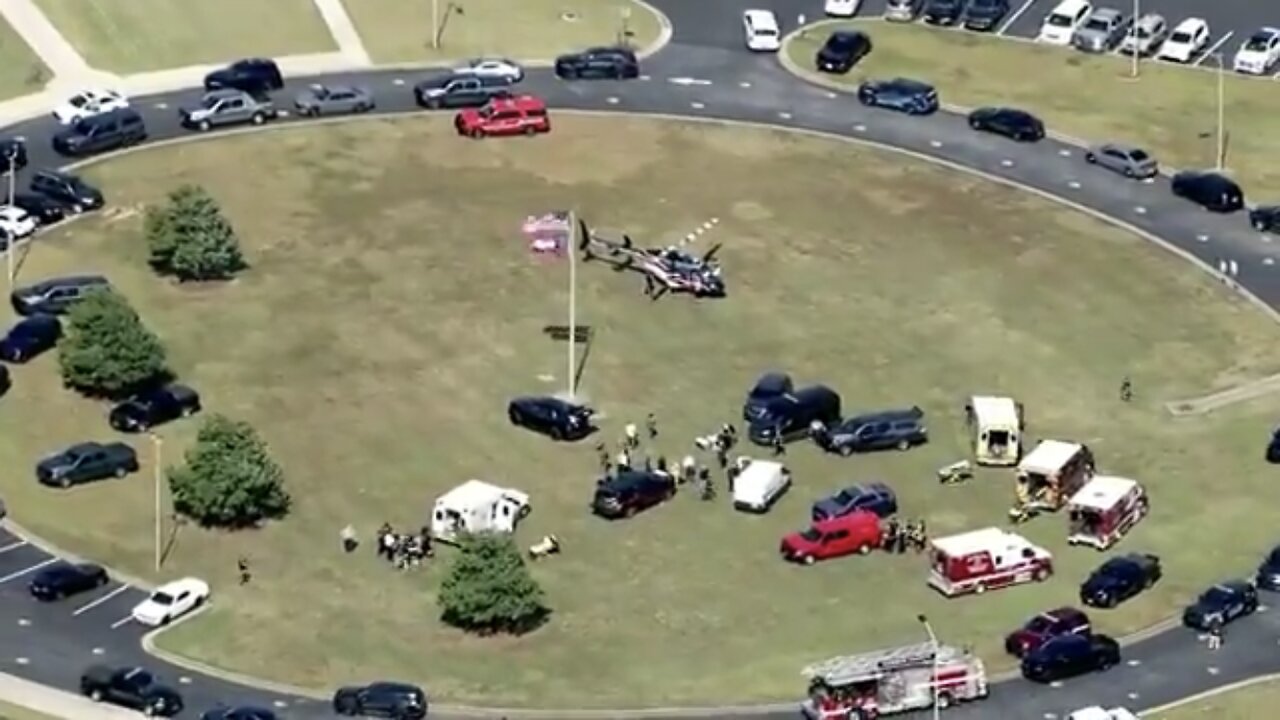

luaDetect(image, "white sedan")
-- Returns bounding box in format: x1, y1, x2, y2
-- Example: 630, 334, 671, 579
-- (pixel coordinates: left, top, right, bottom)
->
0, 206, 36, 240
1156, 18, 1210, 63
454, 58, 524, 83
52, 88, 129, 125
1233, 27, 1280, 74
824, 0, 862, 17
130, 577, 209, 627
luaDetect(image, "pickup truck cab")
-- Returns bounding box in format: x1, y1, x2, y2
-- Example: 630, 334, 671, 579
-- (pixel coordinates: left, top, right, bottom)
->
180, 90, 276, 132
415, 72, 513, 109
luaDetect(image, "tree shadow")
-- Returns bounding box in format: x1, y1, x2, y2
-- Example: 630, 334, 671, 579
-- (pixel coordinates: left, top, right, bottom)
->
160, 513, 185, 567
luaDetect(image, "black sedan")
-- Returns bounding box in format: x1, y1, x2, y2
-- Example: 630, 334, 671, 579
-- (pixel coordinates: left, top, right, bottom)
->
553, 47, 639, 80
333, 682, 427, 719
1171, 170, 1244, 213
0, 314, 60, 363
743, 371, 792, 422
1252, 205, 1280, 232
36, 441, 139, 488
923, 0, 967, 25
857, 78, 939, 115
963, 0, 1009, 30
1080, 552, 1162, 608
29, 562, 108, 601
10, 192, 68, 226
1257, 545, 1280, 590
109, 383, 202, 433
1183, 581, 1258, 630
967, 107, 1045, 142
815, 31, 872, 74
1020, 633, 1120, 683
201, 706, 278, 720
507, 396, 595, 441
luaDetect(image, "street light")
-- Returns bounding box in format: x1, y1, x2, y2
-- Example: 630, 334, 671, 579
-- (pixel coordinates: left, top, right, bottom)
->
1211, 52, 1227, 170
1128, 0, 1140, 78
917, 614, 940, 720
150, 433, 163, 573
5, 147, 16, 290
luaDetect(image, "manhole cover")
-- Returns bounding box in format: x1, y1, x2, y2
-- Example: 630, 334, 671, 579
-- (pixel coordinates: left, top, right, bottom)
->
561, 12, 579, 22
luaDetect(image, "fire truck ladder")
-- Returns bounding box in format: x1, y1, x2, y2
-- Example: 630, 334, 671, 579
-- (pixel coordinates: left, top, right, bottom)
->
803, 642, 949, 686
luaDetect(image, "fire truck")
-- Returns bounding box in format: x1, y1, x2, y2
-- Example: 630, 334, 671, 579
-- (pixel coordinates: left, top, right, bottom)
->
801, 642, 989, 719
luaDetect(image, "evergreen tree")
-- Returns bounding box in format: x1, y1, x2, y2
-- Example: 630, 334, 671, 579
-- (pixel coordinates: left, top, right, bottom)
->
439, 533, 549, 635
146, 185, 246, 281
168, 414, 291, 528
57, 288, 168, 397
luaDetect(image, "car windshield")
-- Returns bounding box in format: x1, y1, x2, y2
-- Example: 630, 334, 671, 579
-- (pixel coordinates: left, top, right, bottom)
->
1200, 587, 1234, 604
202, 96, 221, 109
1129, 149, 1150, 161
69, 96, 88, 108
1170, 31, 1192, 43
1047, 13, 1072, 27
800, 528, 821, 541
149, 591, 175, 605
1024, 615, 1055, 632
829, 35, 858, 49
1084, 18, 1109, 31
755, 28, 778, 37
1101, 559, 1128, 575
1136, 23, 1158, 38
833, 490, 856, 504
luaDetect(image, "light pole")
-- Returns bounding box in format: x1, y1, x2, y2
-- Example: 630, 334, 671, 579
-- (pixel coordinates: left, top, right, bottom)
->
150, 433, 163, 573
1212, 52, 1226, 170
1128, 0, 1140, 78
917, 614, 940, 720
5, 149, 16, 290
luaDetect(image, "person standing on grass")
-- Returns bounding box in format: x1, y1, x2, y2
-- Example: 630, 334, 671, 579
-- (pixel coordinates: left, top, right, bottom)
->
646, 413, 658, 440
237, 557, 251, 585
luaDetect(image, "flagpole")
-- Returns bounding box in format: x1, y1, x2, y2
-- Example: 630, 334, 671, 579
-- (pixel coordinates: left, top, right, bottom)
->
567, 211, 577, 400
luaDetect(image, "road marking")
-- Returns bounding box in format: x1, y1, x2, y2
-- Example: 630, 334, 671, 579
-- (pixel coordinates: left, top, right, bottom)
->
1135, 206, 1147, 214
14, 658, 27, 665
1196, 234, 1210, 242
16, 619, 29, 627
668, 77, 712, 86
1264, 257, 1275, 266
929, 140, 942, 148
1067, 180, 1081, 189
110, 615, 133, 629
824, 91, 837, 99
1128, 692, 1140, 700
392, 78, 405, 86
1262, 235, 1273, 243
739, 81, 751, 88
852, 124, 866, 132
1208, 666, 1221, 675
92, 648, 104, 655
1058, 149, 1071, 157
1049, 680, 1063, 688
690, 102, 705, 109
998, 0, 1038, 36
154, 102, 168, 110
73, 585, 131, 616
1000, 159, 1015, 167
0, 558, 57, 585
273, 701, 288, 708
1195, 33, 1235, 66
179, 676, 191, 684
606, 97, 619, 104
0, 541, 27, 555
778, 111, 792, 119
277, 110, 291, 118
639, 74, 651, 81
1142, 177, 1155, 184
1127, 659, 1141, 666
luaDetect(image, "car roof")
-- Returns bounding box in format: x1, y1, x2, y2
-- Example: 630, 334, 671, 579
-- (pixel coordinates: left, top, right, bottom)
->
1172, 17, 1206, 32
1088, 8, 1122, 20
491, 95, 545, 111
885, 78, 932, 91
30, 274, 107, 290
205, 89, 249, 101
831, 30, 866, 40
744, 9, 779, 26
156, 577, 205, 593
813, 509, 877, 530
846, 407, 922, 424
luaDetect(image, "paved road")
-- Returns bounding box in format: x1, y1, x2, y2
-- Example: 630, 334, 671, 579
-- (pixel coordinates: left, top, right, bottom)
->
4, 1, 1280, 717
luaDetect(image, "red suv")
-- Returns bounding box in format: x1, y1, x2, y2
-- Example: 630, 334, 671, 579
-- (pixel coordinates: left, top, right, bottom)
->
454, 95, 550, 139
780, 510, 883, 565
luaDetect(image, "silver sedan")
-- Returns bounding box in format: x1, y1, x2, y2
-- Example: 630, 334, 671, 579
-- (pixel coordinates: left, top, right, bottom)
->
1085, 143, 1159, 179
293, 84, 375, 117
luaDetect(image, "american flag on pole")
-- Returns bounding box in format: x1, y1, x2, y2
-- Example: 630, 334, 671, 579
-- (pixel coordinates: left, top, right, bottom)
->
522, 211, 572, 257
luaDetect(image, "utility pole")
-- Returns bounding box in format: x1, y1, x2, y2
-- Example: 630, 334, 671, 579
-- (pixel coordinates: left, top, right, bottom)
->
151, 433, 163, 573
918, 614, 941, 720
431, 0, 439, 49
1128, 0, 1140, 78
566, 211, 578, 400
1214, 52, 1226, 170
5, 151, 15, 290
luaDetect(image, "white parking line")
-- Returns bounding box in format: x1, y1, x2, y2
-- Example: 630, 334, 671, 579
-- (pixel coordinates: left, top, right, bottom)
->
1264, 257, 1275, 266
1196, 234, 1210, 242
0, 541, 27, 555
998, 0, 1039, 36
1001, 159, 1015, 167
739, 81, 751, 88
109, 615, 134, 629
690, 102, 705, 109
0, 558, 57, 585
778, 111, 792, 119
1067, 180, 1081, 189
853, 124, 866, 132
392, 78, 405, 86
154, 102, 169, 110
1194, 33, 1235, 66
73, 585, 132, 617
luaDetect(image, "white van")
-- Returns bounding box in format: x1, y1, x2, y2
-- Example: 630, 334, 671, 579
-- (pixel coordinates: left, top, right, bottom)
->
743, 10, 781, 52
732, 459, 791, 512
1037, 0, 1093, 46
824, 0, 862, 17
1067, 708, 1138, 720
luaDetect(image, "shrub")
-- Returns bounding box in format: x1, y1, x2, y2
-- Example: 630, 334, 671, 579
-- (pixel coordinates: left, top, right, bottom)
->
145, 185, 246, 281
439, 533, 549, 635
57, 289, 168, 397
168, 414, 290, 528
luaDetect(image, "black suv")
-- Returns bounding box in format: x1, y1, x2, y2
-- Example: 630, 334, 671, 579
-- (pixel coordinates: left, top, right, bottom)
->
415, 72, 513, 109
81, 665, 183, 717
332, 681, 427, 719
36, 441, 139, 488
10, 192, 69, 226
30, 170, 104, 212
963, 0, 1009, 30
592, 470, 676, 519
10, 275, 110, 315
507, 395, 594, 441
52, 108, 147, 157
0, 314, 61, 362
814, 407, 928, 455
923, 0, 968, 25
109, 384, 202, 432
748, 384, 842, 445
1171, 171, 1245, 213
743, 371, 793, 421
0, 137, 28, 173
554, 47, 640, 80
1080, 553, 1162, 608
1182, 581, 1258, 630
204, 58, 284, 96
815, 31, 872, 74
968, 107, 1045, 141
1020, 633, 1120, 683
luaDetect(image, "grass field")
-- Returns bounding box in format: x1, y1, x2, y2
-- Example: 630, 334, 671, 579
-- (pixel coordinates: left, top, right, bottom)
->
0, 16, 49, 100
3, 115, 1280, 706
0, 699, 56, 720
1153, 679, 1280, 718
341, 0, 663, 64
785, 21, 1280, 194
33, 0, 335, 73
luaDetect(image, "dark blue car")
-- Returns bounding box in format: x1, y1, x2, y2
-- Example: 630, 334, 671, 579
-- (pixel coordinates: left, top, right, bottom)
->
1256, 546, 1280, 590
743, 371, 792, 421
0, 314, 61, 363
1020, 633, 1119, 683
1182, 581, 1258, 630
857, 78, 939, 115
1080, 553, 1162, 608
812, 482, 898, 521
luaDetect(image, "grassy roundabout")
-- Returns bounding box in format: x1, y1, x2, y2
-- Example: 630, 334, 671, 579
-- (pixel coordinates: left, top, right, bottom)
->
785, 21, 1280, 192
0, 17, 49, 101
33, 0, 336, 73
342, 0, 664, 64
3, 114, 1280, 706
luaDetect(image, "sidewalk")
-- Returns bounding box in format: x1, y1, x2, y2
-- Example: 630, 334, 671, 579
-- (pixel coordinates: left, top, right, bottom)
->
0, 672, 139, 719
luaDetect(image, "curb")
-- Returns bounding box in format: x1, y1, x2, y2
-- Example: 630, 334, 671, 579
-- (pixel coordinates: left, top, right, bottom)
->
1138, 672, 1280, 717
7, 106, 1260, 716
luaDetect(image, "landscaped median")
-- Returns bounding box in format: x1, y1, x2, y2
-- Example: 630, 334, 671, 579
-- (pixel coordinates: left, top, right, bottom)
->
341, 0, 665, 64
783, 20, 1280, 194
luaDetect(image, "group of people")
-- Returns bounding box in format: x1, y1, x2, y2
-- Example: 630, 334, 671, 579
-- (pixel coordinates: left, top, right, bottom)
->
882, 518, 928, 554
376, 523, 434, 570
593, 416, 743, 502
